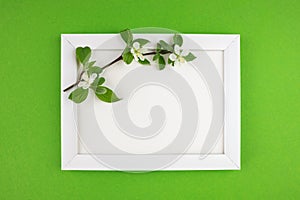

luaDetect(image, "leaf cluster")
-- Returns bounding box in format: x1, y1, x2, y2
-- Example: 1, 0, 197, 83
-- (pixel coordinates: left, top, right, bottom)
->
120, 29, 150, 65
68, 47, 120, 104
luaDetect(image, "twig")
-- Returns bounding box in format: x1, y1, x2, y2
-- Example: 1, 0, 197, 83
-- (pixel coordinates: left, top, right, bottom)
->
63, 50, 172, 92
101, 55, 123, 70
63, 71, 84, 92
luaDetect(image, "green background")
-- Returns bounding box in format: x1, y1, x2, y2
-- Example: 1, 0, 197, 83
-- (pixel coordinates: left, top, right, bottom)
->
0, 0, 299, 199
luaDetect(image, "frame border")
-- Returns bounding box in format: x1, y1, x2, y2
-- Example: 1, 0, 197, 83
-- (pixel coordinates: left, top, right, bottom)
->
61, 34, 240, 170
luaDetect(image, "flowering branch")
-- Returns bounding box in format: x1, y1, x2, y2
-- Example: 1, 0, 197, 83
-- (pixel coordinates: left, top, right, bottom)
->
64, 29, 196, 104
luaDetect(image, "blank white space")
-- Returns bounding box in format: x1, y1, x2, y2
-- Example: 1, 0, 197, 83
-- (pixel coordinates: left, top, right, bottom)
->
78, 50, 224, 155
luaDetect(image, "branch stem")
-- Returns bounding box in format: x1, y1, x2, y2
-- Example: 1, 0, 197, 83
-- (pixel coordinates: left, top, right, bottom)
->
63, 71, 84, 92
63, 50, 172, 92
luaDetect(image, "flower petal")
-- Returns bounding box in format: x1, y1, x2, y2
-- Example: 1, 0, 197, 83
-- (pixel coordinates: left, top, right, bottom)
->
169, 53, 177, 61
78, 81, 85, 88
133, 53, 139, 61
82, 72, 89, 81
174, 45, 180, 55
79, 81, 89, 89
130, 48, 135, 54
133, 42, 140, 50
138, 53, 145, 61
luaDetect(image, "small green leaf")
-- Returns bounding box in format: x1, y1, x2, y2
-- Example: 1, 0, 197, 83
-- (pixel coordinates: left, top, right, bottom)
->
133, 38, 150, 46
153, 53, 160, 61
90, 77, 105, 89
83, 61, 96, 71
168, 58, 175, 66
68, 87, 89, 103
76, 47, 91, 64
138, 59, 150, 65
159, 40, 173, 52
87, 66, 103, 76
95, 87, 121, 103
120, 29, 133, 44
158, 56, 166, 70
97, 77, 105, 85
95, 86, 107, 94
87, 61, 96, 68
90, 77, 105, 90
173, 34, 183, 47
184, 52, 196, 61
122, 52, 134, 64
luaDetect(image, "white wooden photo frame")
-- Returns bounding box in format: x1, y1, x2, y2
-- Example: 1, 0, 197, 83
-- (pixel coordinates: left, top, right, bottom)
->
61, 33, 240, 171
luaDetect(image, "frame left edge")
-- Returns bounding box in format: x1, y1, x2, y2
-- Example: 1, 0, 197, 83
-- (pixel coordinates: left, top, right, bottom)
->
61, 35, 78, 170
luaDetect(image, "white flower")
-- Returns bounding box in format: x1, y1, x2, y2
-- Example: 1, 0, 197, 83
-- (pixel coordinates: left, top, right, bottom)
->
169, 45, 188, 65
130, 42, 145, 61
78, 72, 97, 89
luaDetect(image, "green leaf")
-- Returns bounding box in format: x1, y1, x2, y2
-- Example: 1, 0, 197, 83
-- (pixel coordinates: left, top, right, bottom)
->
159, 40, 173, 52
158, 56, 166, 70
83, 61, 96, 71
120, 29, 133, 44
173, 34, 183, 47
97, 77, 105, 85
95, 86, 107, 94
153, 53, 160, 61
76, 47, 91, 64
133, 38, 150, 46
122, 52, 134, 64
90, 77, 105, 90
184, 52, 196, 61
87, 61, 96, 68
95, 87, 121, 103
68, 87, 89, 103
138, 58, 150, 65
87, 66, 103, 76
123, 46, 131, 54
168, 58, 175, 66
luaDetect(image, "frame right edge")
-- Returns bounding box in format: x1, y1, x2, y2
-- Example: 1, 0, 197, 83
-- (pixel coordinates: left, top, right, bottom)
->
223, 35, 241, 169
